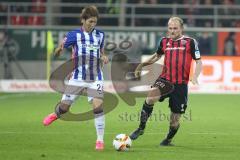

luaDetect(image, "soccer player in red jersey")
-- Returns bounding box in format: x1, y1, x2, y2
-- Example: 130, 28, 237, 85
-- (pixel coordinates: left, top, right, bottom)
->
129, 16, 202, 146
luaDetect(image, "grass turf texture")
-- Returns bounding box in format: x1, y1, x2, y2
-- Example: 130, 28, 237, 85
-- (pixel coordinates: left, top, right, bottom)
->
0, 93, 240, 160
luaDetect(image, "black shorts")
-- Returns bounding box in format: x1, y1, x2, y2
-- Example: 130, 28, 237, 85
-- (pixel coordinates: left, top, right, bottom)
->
157, 79, 188, 114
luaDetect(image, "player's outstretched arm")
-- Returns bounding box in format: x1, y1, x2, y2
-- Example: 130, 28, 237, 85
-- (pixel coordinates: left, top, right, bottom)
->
135, 53, 161, 78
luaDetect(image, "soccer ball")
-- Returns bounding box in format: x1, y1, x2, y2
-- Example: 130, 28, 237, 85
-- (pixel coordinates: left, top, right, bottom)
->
113, 134, 132, 151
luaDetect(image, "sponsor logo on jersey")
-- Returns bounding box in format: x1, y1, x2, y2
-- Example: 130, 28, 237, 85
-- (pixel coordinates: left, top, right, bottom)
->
79, 44, 100, 51
165, 47, 185, 50
181, 40, 187, 45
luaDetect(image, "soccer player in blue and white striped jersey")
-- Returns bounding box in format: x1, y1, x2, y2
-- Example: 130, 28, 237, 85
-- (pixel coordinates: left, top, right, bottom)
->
43, 5, 108, 151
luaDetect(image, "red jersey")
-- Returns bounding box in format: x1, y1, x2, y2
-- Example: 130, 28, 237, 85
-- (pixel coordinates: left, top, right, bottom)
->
157, 36, 201, 84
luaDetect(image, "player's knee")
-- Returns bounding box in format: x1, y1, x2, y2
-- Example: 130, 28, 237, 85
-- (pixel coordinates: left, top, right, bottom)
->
147, 89, 161, 104
170, 121, 180, 128
170, 117, 181, 127
93, 106, 103, 114
170, 114, 181, 127
93, 99, 104, 114
92, 98, 103, 111
146, 97, 157, 105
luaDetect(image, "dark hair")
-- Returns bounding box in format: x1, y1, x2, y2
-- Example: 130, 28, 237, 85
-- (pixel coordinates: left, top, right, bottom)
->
80, 5, 99, 20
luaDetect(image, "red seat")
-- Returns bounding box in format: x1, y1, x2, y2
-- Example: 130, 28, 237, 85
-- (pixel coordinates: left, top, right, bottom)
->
11, 15, 25, 25
27, 16, 44, 25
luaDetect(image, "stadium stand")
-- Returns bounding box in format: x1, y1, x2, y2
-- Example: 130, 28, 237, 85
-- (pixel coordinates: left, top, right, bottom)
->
0, 1, 240, 27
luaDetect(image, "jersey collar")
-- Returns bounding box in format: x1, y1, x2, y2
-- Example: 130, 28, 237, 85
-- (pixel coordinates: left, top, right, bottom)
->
173, 35, 184, 41
80, 26, 95, 33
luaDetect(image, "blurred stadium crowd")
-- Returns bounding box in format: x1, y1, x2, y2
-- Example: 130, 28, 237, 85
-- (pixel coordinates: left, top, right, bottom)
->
0, 0, 240, 27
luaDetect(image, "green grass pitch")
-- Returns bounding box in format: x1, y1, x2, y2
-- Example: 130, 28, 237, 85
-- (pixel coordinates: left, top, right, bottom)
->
0, 93, 240, 160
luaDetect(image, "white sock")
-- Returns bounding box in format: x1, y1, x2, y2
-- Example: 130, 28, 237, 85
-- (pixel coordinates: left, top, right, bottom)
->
94, 112, 105, 142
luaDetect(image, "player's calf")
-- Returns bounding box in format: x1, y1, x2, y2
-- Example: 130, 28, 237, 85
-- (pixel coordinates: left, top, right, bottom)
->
55, 102, 70, 117
130, 101, 153, 140
43, 102, 70, 126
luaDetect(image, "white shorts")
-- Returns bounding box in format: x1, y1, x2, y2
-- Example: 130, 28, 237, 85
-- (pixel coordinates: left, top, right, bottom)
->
61, 79, 103, 104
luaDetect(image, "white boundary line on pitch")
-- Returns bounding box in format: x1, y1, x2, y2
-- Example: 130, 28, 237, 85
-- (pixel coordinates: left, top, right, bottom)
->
0, 93, 35, 100
0, 93, 49, 100
0, 131, 240, 136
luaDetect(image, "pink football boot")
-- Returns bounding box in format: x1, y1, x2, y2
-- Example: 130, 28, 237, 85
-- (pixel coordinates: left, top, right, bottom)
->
95, 140, 104, 151
43, 113, 58, 126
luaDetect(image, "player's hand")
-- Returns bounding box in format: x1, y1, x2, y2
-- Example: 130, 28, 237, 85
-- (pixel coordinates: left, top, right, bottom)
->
54, 47, 63, 58
134, 65, 142, 78
101, 55, 109, 64
190, 76, 199, 85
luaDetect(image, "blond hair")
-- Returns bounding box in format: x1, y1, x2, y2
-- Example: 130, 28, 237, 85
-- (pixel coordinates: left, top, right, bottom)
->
168, 16, 184, 28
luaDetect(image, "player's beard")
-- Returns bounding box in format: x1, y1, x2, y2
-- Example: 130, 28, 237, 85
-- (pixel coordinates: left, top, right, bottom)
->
171, 33, 181, 40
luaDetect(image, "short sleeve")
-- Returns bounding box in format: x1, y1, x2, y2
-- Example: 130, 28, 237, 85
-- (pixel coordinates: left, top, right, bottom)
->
156, 38, 164, 55
63, 31, 76, 48
190, 38, 201, 60
100, 32, 105, 50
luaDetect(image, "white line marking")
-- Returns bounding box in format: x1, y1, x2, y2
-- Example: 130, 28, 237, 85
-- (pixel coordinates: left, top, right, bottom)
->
0, 131, 240, 136
0, 93, 28, 100
0, 93, 46, 100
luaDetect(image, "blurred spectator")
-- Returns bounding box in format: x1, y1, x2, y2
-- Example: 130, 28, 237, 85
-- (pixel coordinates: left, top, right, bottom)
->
10, 6, 26, 25
62, 0, 105, 2
204, 21, 213, 27
218, 0, 239, 27
31, 0, 46, 13
184, 0, 200, 27
200, 0, 221, 4
134, 0, 163, 26
235, 20, 240, 27
27, 15, 44, 25
223, 32, 238, 55
198, 32, 213, 55
0, 30, 25, 78
0, 31, 13, 79
11, 16, 25, 25
106, 0, 120, 14
213, 0, 221, 4
197, 0, 214, 27
0, 4, 7, 25
28, 0, 45, 25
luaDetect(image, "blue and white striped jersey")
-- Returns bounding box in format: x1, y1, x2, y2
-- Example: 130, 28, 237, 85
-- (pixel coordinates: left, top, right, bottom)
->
63, 28, 105, 81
